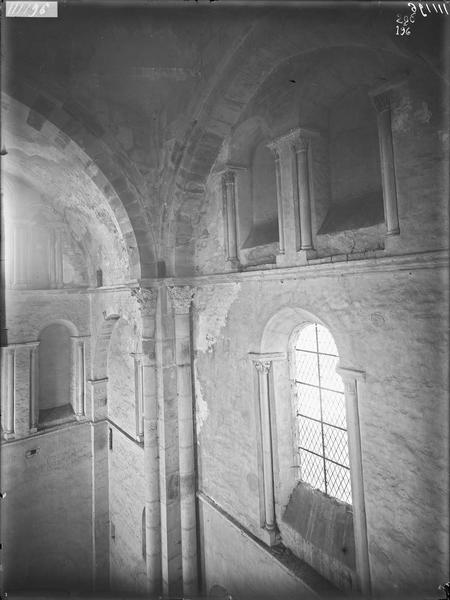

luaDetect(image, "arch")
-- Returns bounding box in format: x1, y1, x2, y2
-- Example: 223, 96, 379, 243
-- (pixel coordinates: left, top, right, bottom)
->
162, 8, 438, 274
38, 318, 79, 338
2, 90, 157, 280
260, 305, 345, 359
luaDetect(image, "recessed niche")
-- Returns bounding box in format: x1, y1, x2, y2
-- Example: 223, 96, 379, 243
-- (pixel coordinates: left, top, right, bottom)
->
315, 87, 385, 254
38, 323, 75, 428
241, 142, 279, 250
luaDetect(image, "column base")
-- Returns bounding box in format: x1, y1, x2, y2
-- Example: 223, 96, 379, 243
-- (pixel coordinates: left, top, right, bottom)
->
227, 258, 242, 272
384, 231, 403, 254
3, 432, 15, 440
260, 525, 280, 547
29, 427, 38, 434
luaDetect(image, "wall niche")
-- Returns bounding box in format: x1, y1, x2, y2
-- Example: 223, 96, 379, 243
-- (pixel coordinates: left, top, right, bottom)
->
315, 87, 386, 257
38, 323, 75, 427
222, 117, 279, 268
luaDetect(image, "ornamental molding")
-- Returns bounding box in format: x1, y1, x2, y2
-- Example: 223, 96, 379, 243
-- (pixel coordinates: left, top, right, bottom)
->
267, 127, 320, 152
131, 287, 158, 315
168, 285, 194, 314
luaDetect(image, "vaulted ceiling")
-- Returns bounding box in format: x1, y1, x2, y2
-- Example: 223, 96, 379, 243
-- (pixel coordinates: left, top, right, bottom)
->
3, 2, 447, 277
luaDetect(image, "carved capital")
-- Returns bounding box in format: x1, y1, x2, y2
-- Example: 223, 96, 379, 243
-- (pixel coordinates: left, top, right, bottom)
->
254, 360, 272, 374
268, 127, 319, 154
168, 286, 194, 314
222, 169, 236, 187
131, 287, 158, 315
371, 91, 391, 114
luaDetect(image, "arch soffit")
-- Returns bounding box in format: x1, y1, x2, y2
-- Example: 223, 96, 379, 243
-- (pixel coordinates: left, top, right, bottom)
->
2, 90, 157, 279
260, 305, 347, 364
38, 319, 79, 338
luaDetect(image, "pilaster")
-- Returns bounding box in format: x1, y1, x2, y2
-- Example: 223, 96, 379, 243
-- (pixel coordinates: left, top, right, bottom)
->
370, 84, 401, 242
336, 366, 371, 596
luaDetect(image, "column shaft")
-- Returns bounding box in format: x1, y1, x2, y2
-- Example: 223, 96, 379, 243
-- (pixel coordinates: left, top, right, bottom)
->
76, 341, 85, 417
222, 171, 238, 263
48, 230, 57, 288
296, 142, 313, 250
134, 356, 144, 441
257, 362, 276, 531
175, 311, 197, 596
131, 286, 162, 595
273, 150, 285, 254
371, 91, 400, 236
378, 108, 399, 235
55, 230, 64, 287
30, 345, 39, 431
2, 347, 15, 438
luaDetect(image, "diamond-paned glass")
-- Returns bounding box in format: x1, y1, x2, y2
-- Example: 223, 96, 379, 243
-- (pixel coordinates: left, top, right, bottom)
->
295, 350, 319, 386
294, 322, 352, 505
319, 354, 343, 392
324, 424, 350, 467
321, 389, 346, 428
299, 450, 325, 492
325, 460, 352, 504
298, 416, 323, 454
296, 383, 321, 420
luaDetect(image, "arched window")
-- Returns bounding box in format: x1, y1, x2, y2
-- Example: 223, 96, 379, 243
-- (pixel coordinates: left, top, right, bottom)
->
293, 322, 351, 504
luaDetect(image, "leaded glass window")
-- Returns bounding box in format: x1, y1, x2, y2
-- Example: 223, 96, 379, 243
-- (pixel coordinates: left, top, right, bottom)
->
293, 322, 352, 504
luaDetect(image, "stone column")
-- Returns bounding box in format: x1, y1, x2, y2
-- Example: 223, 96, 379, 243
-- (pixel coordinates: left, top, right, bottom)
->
268, 128, 318, 266
48, 230, 57, 288
29, 342, 39, 432
294, 136, 314, 251
168, 285, 198, 596
131, 286, 161, 595
370, 89, 400, 237
47, 229, 63, 289
256, 360, 276, 533
273, 148, 285, 255
336, 366, 371, 596
132, 353, 145, 443
249, 352, 285, 546
1, 346, 15, 439
71, 336, 86, 418
55, 230, 64, 288
222, 170, 239, 265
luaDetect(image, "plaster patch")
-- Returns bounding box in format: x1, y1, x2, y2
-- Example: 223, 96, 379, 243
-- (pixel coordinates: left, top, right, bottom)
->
194, 283, 241, 353
194, 362, 209, 435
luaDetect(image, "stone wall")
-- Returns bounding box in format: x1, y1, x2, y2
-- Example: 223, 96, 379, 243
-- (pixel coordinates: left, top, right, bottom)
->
193, 258, 449, 595
198, 494, 336, 600
108, 427, 146, 594
1, 422, 95, 591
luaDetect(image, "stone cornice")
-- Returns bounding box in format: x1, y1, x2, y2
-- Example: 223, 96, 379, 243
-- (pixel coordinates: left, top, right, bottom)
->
267, 127, 321, 152
140, 249, 449, 289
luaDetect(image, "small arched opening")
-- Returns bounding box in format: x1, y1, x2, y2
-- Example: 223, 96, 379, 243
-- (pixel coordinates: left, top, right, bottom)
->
38, 321, 76, 427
